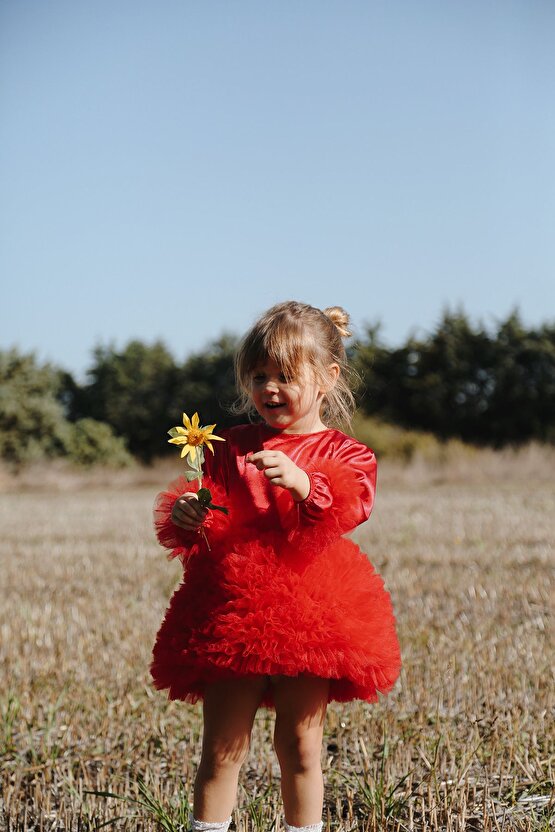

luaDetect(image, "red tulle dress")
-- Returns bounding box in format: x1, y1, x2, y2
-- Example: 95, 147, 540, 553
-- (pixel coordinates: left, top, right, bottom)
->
150, 423, 401, 709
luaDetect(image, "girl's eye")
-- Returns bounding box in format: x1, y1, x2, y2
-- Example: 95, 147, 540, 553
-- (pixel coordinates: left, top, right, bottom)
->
251, 371, 292, 384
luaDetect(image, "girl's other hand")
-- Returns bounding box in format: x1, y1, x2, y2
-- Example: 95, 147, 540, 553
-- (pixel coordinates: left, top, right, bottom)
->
171, 493, 208, 531
246, 450, 310, 502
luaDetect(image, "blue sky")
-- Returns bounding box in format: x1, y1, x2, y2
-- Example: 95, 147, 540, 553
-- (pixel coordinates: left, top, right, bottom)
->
1, 1, 554, 381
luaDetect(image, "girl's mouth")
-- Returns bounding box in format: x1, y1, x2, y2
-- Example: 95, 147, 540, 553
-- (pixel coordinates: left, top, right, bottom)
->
265, 402, 285, 409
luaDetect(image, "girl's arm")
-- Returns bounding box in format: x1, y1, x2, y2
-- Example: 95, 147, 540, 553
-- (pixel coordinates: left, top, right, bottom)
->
247, 440, 377, 536
298, 441, 376, 531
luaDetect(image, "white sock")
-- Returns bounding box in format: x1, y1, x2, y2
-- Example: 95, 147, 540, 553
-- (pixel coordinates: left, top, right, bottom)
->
189, 813, 232, 832
284, 822, 323, 832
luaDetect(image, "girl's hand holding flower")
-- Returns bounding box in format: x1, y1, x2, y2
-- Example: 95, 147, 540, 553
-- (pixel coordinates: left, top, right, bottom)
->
171, 493, 208, 531
247, 450, 310, 502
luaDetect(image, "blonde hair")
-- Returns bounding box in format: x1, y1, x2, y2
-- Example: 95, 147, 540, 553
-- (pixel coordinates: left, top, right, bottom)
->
232, 301, 358, 428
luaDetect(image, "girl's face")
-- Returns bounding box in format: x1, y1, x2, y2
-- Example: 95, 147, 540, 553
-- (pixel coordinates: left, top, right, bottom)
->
250, 358, 334, 434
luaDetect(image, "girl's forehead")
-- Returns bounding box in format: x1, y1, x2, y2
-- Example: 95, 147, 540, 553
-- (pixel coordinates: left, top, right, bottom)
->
252, 358, 282, 372
251, 357, 306, 375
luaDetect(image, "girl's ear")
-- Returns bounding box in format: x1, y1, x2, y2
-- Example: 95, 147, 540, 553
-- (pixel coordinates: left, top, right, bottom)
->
321, 363, 340, 392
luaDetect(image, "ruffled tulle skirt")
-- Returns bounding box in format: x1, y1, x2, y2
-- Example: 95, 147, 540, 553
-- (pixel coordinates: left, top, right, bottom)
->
150, 528, 401, 709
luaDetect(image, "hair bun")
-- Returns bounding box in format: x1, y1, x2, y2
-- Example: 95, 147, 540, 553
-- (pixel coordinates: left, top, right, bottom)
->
323, 306, 352, 339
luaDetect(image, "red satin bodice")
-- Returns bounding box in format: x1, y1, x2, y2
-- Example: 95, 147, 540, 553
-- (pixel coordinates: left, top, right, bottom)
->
202, 422, 377, 533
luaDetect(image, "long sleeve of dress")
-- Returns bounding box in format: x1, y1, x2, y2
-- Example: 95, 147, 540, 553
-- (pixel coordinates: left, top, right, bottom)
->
271, 439, 377, 566
298, 441, 377, 530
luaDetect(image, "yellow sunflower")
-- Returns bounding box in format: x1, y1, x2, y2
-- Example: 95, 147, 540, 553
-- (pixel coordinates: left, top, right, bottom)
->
167, 412, 225, 462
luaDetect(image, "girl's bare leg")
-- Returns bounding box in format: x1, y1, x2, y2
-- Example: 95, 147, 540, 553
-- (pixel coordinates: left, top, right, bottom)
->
193, 674, 268, 821
270, 674, 329, 826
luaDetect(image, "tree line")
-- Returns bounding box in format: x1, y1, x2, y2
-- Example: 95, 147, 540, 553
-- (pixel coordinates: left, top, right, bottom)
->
1, 310, 554, 467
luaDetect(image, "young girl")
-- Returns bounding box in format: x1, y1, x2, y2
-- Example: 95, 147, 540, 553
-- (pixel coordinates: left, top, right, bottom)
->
151, 301, 401, 832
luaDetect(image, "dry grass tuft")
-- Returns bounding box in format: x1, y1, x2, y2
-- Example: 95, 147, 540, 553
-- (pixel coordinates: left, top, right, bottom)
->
1, 452, 553, 830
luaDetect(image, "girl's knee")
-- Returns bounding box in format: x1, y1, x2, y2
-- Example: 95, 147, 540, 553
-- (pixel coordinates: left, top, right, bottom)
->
200, 737, 250, 774
273, 728, 323, 773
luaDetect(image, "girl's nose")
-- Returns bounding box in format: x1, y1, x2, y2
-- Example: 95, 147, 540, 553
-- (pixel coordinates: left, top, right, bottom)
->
263, 378, 279, 393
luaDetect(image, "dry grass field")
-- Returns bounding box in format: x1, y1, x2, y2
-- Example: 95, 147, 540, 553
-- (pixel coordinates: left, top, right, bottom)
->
1, 447, 554, 831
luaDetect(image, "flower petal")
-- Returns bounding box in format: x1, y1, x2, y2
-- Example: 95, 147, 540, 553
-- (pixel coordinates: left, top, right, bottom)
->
192, 412, 200, 429
183, 413, 192, 430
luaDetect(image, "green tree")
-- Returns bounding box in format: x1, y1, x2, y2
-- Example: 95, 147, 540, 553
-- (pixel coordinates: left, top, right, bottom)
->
169, 334, 241, 430
0, 348, 133, 468
0, 348, 70, 466
73, 340, 180, 462
354, 309, 555, 446
66, 418, 134, 468
487, 314, 555, 444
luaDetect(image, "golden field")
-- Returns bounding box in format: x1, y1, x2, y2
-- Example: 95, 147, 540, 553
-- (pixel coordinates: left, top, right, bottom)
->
1, 447, 554, 831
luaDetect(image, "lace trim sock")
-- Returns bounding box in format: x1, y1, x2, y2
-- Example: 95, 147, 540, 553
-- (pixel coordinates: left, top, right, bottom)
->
189, 813, 232, 832
284, 822, 323, 832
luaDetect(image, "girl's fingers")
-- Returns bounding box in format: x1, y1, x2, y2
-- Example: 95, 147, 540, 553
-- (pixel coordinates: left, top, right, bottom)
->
172, 511, 205, 530
247, 451, 280, 462
263, 468, 290, 488
248, 451, 296, 487
172, 495, 208, 523
183, 501, 207, 520
262, 465, 282, 479
247, 451, 267, 462
247, 452, 285, 472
